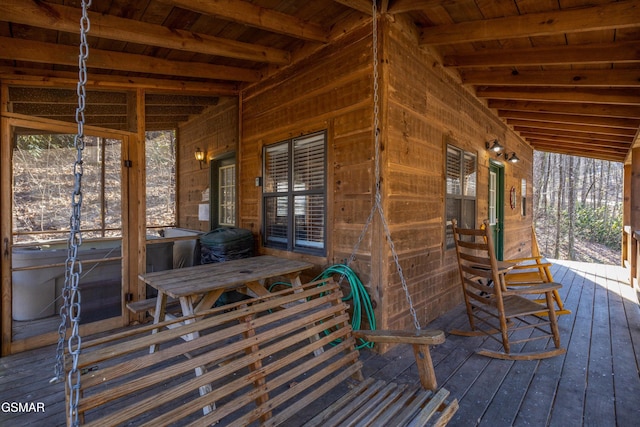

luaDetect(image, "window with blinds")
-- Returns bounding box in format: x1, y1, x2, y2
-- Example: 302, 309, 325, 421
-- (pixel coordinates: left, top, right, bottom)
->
445, 144, 477, 249
263, 131, 326, 255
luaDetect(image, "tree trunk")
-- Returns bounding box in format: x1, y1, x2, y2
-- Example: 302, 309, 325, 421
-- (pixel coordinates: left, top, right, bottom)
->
568, 156, 576, 260
554, 156, 564, 259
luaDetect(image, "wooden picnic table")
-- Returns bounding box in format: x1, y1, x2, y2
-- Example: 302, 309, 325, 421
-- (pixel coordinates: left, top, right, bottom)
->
139, 255, 315, 324
138, 255, 314, 414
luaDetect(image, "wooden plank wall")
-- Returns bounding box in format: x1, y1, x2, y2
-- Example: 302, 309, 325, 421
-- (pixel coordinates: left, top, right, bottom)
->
240, 24, 377, 291
380, 14, 533, 331
176, 16, 534, 343
177, 97, 238, 231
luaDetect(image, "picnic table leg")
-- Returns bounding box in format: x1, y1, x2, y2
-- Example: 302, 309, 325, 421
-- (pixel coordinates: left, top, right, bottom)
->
179, 296, 215, 415
288, 273, 325, 356
149, 292, 167, 354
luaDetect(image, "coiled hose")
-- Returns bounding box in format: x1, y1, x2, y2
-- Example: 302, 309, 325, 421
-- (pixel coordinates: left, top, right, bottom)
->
315, 264, 376, 349
269, 264, 376, 349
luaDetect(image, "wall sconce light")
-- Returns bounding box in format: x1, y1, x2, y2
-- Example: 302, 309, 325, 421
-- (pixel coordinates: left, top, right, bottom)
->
485, 139, 503, 153
194, 147, 207, 169
505, 152, 519, 163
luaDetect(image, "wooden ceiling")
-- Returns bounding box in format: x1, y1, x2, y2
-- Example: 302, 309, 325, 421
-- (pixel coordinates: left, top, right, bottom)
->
1, 0, 639, 162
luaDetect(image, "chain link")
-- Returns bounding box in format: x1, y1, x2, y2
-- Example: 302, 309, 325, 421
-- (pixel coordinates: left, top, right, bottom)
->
343, 1, 421, 330
51, 2, 91, 426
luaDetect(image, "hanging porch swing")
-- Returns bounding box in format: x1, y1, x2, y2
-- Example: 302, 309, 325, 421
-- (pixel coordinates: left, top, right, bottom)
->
53, 1, 451, 425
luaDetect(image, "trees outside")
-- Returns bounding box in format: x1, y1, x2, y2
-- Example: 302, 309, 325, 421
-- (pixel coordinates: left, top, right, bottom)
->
12, 131, 176, 244
533, 151, 622, 264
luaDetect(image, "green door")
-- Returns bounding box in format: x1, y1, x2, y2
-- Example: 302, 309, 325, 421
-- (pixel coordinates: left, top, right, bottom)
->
489, 161, 504, 260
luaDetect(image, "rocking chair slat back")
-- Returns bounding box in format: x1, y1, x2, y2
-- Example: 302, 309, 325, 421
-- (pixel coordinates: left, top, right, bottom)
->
450, 219, 566, 361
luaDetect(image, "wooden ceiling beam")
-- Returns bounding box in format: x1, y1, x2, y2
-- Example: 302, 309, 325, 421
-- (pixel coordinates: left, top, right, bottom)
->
478, 87, 640, 105
0, 37, 260, 82
520, 133, 631, 150
332, 0, 373, 15
420, 1, 640, 45
161, 0, 328, 43
508, 120, 637, 137
488, 100, 640, 119
497, 110, 640, 130
0, 0, 290, 65
387, 0, 462, 14
443, 41, 640, 67
461, 69, 640, 88
0, 67, 239, 95
516, 129, 634, 145
527, 140, 629, 155
527, 142, 626, 162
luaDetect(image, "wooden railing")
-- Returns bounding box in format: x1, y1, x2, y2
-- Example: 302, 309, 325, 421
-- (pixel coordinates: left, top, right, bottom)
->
623, 226, 637, 288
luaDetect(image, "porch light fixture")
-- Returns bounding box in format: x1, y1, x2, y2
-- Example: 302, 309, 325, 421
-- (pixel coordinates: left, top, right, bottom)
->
195, 147, 207, 169
506, 152, 520, 163
485, 139, 503, 153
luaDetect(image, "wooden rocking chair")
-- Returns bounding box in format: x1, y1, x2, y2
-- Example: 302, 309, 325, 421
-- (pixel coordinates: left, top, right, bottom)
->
503, 226, 570, 316
450, 219, 566, 360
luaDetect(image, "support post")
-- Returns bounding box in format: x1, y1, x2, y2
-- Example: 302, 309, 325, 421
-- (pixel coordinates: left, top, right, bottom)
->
629, 148, 640, 287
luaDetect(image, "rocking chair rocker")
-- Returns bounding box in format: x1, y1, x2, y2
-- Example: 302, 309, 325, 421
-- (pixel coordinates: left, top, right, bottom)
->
450, 219, 566, 360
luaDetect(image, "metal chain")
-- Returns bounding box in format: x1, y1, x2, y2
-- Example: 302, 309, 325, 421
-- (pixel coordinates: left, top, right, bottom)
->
343, 1, 421, 330
51, 2, 91, 426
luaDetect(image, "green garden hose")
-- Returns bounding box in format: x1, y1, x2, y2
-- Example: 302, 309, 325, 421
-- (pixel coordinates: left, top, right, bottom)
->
315, 264, 376, 348
267, 263, 377, 349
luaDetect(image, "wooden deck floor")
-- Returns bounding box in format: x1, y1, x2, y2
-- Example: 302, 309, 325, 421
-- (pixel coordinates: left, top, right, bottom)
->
1, 260, 639, 426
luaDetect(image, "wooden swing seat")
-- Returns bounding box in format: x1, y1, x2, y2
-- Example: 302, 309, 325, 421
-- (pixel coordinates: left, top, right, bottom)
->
451, 219, 566, 361
65, 277, 457, 426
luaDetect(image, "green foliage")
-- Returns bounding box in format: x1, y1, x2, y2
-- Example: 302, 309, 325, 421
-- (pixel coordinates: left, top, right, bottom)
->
575, 204, 622, 249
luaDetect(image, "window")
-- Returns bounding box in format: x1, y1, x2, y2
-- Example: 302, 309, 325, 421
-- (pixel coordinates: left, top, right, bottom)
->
146, 130, 176, 230
218, 164, 236, 226
12, 133, 122, 243
211, 154, 236, 228
446, 144, 477, 248
263, 131, 326, 255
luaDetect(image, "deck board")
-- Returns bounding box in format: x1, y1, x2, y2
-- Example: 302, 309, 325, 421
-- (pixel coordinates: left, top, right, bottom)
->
583, 266, 615, 427
1, 260, 639, 427
549, 263, 594, 426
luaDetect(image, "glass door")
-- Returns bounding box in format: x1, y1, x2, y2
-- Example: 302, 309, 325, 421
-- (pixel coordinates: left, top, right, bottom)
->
7, 124, 126, 350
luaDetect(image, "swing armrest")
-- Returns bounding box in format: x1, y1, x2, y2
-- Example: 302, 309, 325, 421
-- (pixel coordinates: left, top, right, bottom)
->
353, 329, 445, 391
352, 329, 445, 345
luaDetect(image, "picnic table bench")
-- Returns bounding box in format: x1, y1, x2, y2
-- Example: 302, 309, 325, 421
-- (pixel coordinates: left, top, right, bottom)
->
66, 277, 457, 426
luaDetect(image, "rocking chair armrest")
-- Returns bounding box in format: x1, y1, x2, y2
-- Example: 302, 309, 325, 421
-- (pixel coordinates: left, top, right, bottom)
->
504, 282, 562, 295
505, 256, 551, 267
352, 329, 445, 346
508, 263, 553, 272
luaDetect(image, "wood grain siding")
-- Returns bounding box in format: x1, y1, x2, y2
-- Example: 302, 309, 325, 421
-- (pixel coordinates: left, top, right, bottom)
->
177, 97, 239, 231
381, 15, 534, 331
240, 24, 377, 298
176, 16, 533, 347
